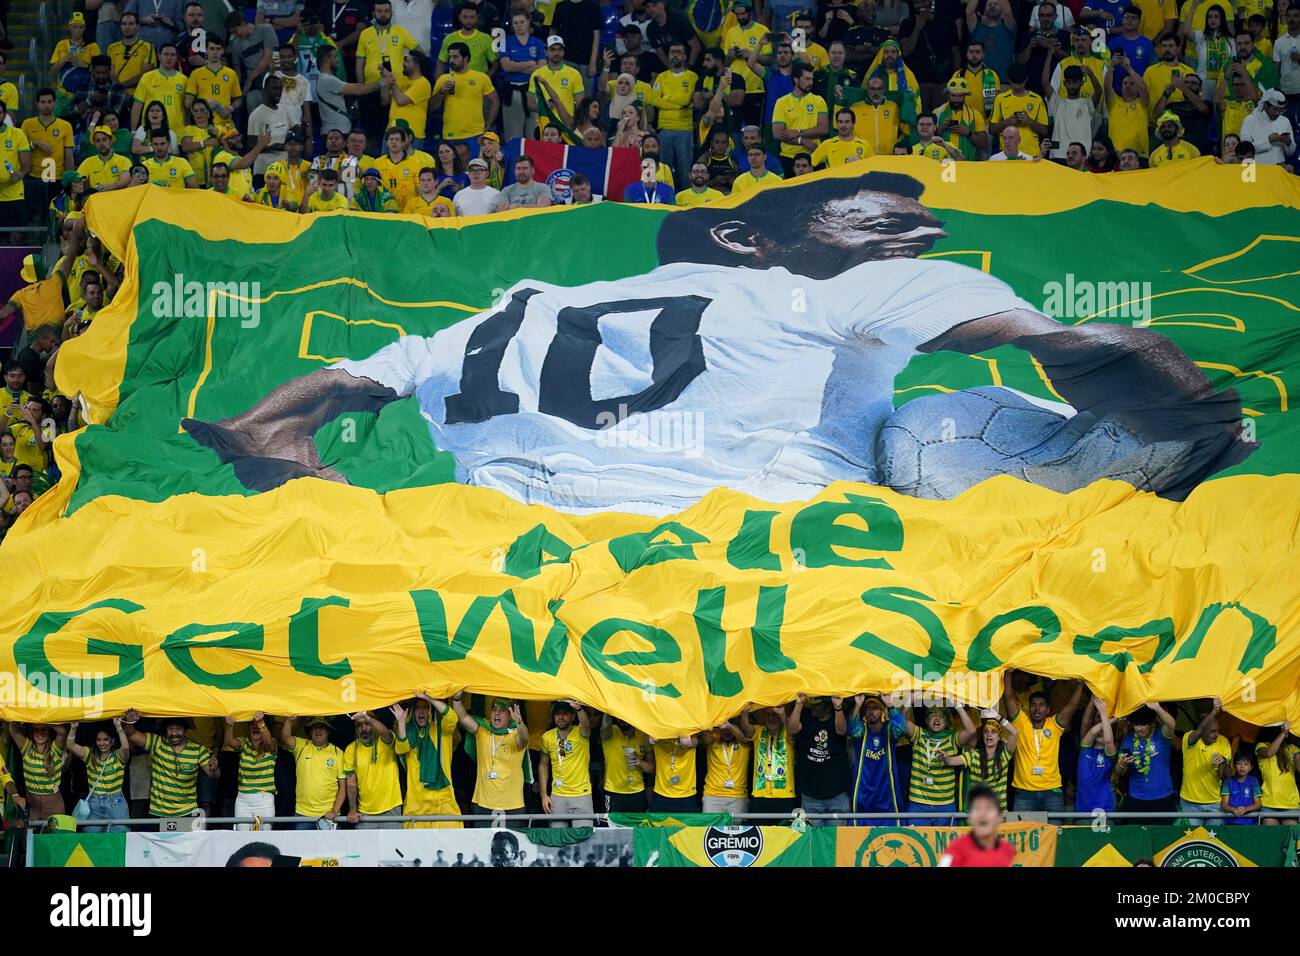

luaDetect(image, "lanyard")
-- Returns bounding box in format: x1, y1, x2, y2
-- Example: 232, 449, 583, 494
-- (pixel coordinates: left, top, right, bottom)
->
331, 2, 349, 33
721, 743, 738, 774
642, 183, 657, 203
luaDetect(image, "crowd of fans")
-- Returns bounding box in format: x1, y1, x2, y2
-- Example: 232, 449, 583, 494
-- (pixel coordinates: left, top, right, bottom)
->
1, 674, 1297, 833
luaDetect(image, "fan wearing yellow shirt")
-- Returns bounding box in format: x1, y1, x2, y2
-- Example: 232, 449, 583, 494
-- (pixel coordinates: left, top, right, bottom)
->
811, 108, 873, 167
989, 64, 1050, 157
1003, 673, 1085, 811
529, 39, 586, 134
180, 99, 219, 186
792, 11, 830, 70
108, 13, 158, 91
722, 0, 769, 100
355, 3, 420, 84
382, 51, 434, 143
0, 113, 31, 216
677, 161, 724, 206
771, 63, 828, 174
702, 719, 752, 815
279, 717, 347, 826
403, 168, 457, 216
452, 696, 531, 820
1142, 33, 1192, 106
1256, 724, 1300, 824
853, 79, 904, 155
539, 701, 594, 827
1135, 0, 1176, 39
372, 127, 433, 206
185, 36, 243, 122
208, 161, 253, 203
132, 44, 188, 132
1149, 110, 1201, 164
392, 697, 464, 828
739, 705, 798, 817
50, 13, 100, 77
343, 712, 404, 827
1178, 700, 1234, 824
650, 732, 699, 812
732, 144, 784, 193
648, 42, 699, 185
21, 90, 75, 186
1105, 60, 1152, 157
432, 44, 499, 143
600, 713, 651, 813
1216, 71, 1259, 141
912, 113, 965, 161
303, 167, 349, 211
143, 131, 197, 189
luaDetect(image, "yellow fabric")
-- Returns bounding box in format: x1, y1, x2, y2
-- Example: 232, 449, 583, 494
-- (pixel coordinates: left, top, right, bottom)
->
343, 735, 403, 814
0, 127, 31, 203
7, 275, 66, 332
601, 726, 648, 795
471, 723, 527, 810
439, 70, 490, 140
990, 90, 1049, 156
675, 186, 723, 207
0, 83, 17, 112
186, 66, 242, 108
20, 118, 74, 179
851, 100, 902, 155
1107, 94, 1152, 157
1135, 0, 1176, 39
1010, 710, 1065, 791
1149, 139, 1201, 165
703, 735, 750, 797
357, 25, 419, 84
134, 69, 188, 130
143, 155, 194, 190
1180, 733, 1232, 803
541, 726, 592, 796
290, 737, 345, 816
912, 140, 951, 161
181, 125, 215, 185
306, 190, 350, 213
811, 136, 873, 167
1255, 743, 1299, 810
652, 738, 697, 797
10, 421, 50, 472
108, 39, 157, 88
773, 91, 828, 157
394, 708, 461, 826
1220, 97, 1254, 140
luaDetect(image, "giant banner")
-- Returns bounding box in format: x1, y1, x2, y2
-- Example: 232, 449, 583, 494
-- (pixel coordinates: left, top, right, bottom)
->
2, 159, 1299, 733
835, 821, 1058, 867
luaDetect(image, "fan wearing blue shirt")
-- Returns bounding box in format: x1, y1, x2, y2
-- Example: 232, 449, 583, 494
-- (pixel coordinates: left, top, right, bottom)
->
1117, 703, 1177, 821
1075, 696, 1119, 814
623, 155, 676, 203
501, 11, 547, 140
1107, 7, 1156, 94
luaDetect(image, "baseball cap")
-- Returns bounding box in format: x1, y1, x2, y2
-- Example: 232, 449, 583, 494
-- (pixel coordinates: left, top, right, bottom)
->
489, 697, 515, 711
1072, 24, 1092, 36
362, 167, 382, 179
552, 700, 576, 714
264, 161, 287, 177
301, 716, 332, 730
69, 11, 85, 25
546, 34, 565, 47
1262, 89, 1286, 107
466, 157, 489, 170
91, 124, 114, 139
61, 170, 85, 187
285, 130, 304, 144
946, 77, 970, 93
215, 123, 239, 139
479, 131, 500, 143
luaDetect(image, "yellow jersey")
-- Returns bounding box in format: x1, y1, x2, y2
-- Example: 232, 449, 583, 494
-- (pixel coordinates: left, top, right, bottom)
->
0, 127, 31, 203
439, 70, 490, 140
1149, 139, 1200, 165
1052, 54, 1105, 100
650, 69, 699, 132
1256, 742, 1299, 810
951, 66, 1002, 120
186, 65, 242, 108
356, 24, 419, 84
772, 90, 828, 156
703, 735, 751, 798
1135, 0, 1175, 39
342, 735, 403, 814
305, 190, 349, 212
180, 125, 216, 184
912, 139, 952, 161
107, 38, 157, 88
289, 737, 346, 816
372, 151, 431, 206
135, 68, 188, 130
1106, 94, 1151, 157
529, 64, 585, 131
852, 99, 902, 155
1011, 709, 1066, 791
675, 186, 723, 207
471, 722, 528, 810
387, 73, 431, 139
731, 168, 783, 194
652, 738, 698, 798
1142, 60, 1192, 105
722, 22, 769, 92
20, 117, 74, 179
990, 89, 1049, 156
144, 154, 194, 189
1179, 733, 1232, 804
1221, 96, 1255, 140
541, 726, 592, 796
601, 726, 649, 795
403, 192, 456, 216
811, 135, 873, 167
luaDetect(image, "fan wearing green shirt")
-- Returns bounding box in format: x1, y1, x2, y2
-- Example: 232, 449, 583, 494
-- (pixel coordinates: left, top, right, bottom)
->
901, 701, 977, 826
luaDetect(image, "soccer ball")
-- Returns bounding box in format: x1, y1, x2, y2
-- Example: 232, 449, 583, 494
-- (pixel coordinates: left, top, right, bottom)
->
876, 386, 1196, 500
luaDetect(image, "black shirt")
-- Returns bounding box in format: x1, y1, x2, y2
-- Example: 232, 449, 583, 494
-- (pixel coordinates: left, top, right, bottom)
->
897, 3, 961, 83
1016, 29, 1069, 95
796, 712, 851, 800
552, 0, 604, 69
645, 13, 695, 57
317, 0, 369, 52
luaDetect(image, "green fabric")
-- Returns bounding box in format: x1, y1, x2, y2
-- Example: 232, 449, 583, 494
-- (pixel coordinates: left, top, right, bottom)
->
31, 832, 127, 867
607, 811, 732, 829
1055, 825, 1298, 867
526, 826, 594, 846
403, 717, 450, 791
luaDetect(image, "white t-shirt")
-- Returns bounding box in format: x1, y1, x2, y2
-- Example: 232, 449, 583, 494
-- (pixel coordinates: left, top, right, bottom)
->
1274, 32, 1300, 96
272, 70, 316, 127
333, 259, 1035, 514
246, 102, 294, 174
1046, 92, 1097, 159
453, 185, 503, 216
1239, 110, 1295, 165
390, 0, 435, 53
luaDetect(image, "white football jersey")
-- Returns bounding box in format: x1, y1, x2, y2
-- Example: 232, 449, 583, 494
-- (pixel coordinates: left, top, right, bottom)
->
333, 259, 1035, 514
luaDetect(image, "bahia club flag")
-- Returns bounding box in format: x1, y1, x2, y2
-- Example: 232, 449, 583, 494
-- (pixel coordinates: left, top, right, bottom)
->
506, 138, 642, 204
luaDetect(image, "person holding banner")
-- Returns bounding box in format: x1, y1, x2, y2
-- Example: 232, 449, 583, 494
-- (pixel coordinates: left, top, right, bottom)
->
701, 716, 751, 816
946, 709, 1017, 811
789, 695, 851, 825
278, 715, 347, 829
1117, 702, 1177, 822
848, 694, 906, 825
738, 704, 797, 822
1004, 672, 1084, 813
901, 701, 976, 826
1074, 696, 1119, 817
1178, 697, 1233, 825
452, 695, 531, 824
343, 711, 403, 828
647, 732, 697, 813
599, 712, 652, 813
938, 785, 1017, 867
392, 695, 464, 828
121, 711, 219, 820
222, 713, 277, 831
538, 700, 593, 827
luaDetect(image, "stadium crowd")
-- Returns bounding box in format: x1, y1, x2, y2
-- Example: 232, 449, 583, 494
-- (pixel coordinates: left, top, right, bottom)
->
1, 676, 1297, 832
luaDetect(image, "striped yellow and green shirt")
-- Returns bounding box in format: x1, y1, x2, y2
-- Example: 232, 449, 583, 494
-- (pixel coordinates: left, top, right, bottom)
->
84, 750, 127, 796
234, 738, 277, 795
21, 741, 64, 795
907, 728, 959, 805
959, 745, 1011, 810
146, 733, 211, 816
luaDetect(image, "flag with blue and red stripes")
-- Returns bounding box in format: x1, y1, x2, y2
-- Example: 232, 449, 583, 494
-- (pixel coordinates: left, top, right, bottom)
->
505, 138, 643, 204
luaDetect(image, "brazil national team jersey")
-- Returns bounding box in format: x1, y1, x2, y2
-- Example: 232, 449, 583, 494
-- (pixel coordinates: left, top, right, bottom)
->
146, 733, 210, 816
541, 727, 591, 796
472, 721, 527, 810
652, 738, 697, 797
908, 728, 958, 804
1075, 744, 1115, 812
186, 66, 242, 108
703, 736, 750, 797
144, 155, 194, 190
332, 259, 1033, 515
602, 726, 648, 795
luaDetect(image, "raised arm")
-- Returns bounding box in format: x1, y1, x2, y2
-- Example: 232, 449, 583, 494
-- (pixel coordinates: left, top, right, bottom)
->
831, 697, 847, 736
451, 693, 479, 735
787, 694, 806, 734
600, 712, 613, 741
65, 721, 88, 759
1057, 680, 1086, 729
279, 715, 297, 750
112, 717, 130, 761
510, 703, 529, 750
1001, 671, 1021, 719
1186, 698, 1222, 746
119, 708, 148, 748
222, 715, 238, 752
1147, 701, 1176, 740
953, 704, 977, 746
575, 702, 591, 739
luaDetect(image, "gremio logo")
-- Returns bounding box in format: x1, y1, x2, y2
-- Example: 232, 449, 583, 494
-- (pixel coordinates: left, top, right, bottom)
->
704, 825, 764, 867
1160, 840, 1238, 868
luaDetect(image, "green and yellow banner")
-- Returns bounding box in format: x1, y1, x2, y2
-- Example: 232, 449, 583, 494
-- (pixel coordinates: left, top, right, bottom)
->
1057, 825, 1298, 868
836, 821, 1058, 867
2, 158, 1299, 733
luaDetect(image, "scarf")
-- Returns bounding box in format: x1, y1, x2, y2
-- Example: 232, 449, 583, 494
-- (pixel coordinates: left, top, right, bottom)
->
404, 713, 451, 790
462, 716, 535, 784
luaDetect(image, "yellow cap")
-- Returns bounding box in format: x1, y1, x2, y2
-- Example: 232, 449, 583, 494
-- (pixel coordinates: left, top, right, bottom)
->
69, 11, 85, 25
20, 254, 38, 283
91, 124, 114, 139
946, 77, 970, 94
264, 161, 286, 177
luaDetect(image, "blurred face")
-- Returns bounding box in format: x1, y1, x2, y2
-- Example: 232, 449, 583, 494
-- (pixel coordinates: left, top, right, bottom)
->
1134, 720, 1153, 739
736, 5, 751, 24
1119, 149, 1140, 169
542, 124, 562, 142
459, 6, 477, 30
1223, 134, 1239, 159
310, 724, 329, 745
966, 43, 983, 66
1002, 125, 1020, 152
152, 135, 170, 159
710, 129, 729, 153
320, 176, 336, 196
419, 170, 437, 192
347, 131, 366, 156
468, 166, 488, 186
582, 127, 603, 147
1073, 33, 1090, 55
32, 725, 51, 746
548, 43, 565, 64
1202, 717, 1220, 742
122, 14, 139, 38
147, 104, 164, 126
690, 163, 709, 186
747, 146, 765, 171
867, 79, 885, 102
1207, 8, 1222, 28
160, 46, 178, 71
324, 130, 344, 155
5, 367, 23, 392
1236, 34, 1254, 57
776, 44, 793, 66
1, 434, 14, 458
354, 716, 372, 741
1064, 76, 1082, 96
1122, 10, 1140, 31
373, 2, 391, 25
207, 40, 223, 63
185, 5, 203, 28
450, 49, 466, 71
264, 172, 281, 192
1029, 695, 1050, 722
96, 730, 113, 753
968, 794, 1001, 838
278, 48, 296, 71
37, 93, 54, 115
829, 42, 845, 69
554, 709, 574, 730
165, 722, 187, 746
210, 165, 229, 189
414, 699, 431, 726
917, 116, 935, 138
621, 104, 638, 125
1234, 757, 1253, 776
1122, 73, 1139, 98
512, 12, 528, 33
1158, 120, 1179, 141
84, 282, 103, 309
1037, 5, 1055, 30
669, 43, 686, 68
616, 75, 632, 96
981, 724, 1000, 748
620, 55, 638, 76
11, 490, 32, 511
1066, 143, 1085, 166
796, 69, 814, 93
192, 101, 210, 125
742, 127, 761, 148
641, 156, 657, 183
439, 143, 455, 165
264, 74, 282, 104
1160, 37, 1178, 60
92, 62, 111, 83
386, 130, 404, 154
516, 159, 534, 183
